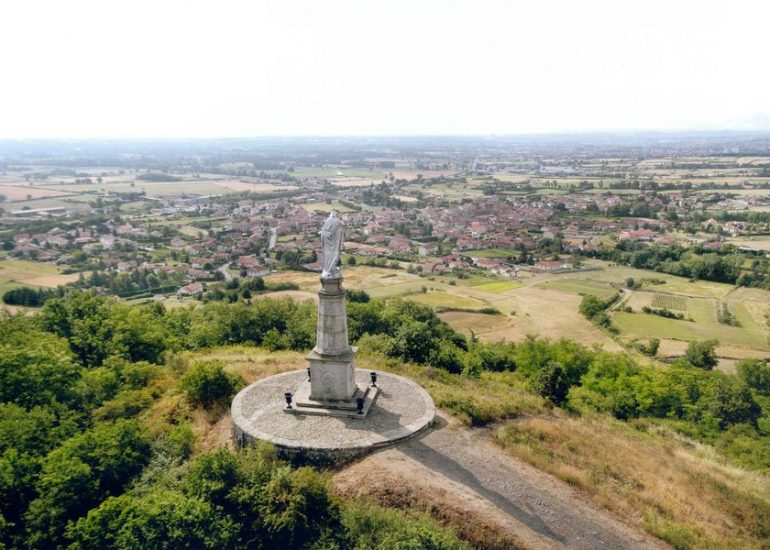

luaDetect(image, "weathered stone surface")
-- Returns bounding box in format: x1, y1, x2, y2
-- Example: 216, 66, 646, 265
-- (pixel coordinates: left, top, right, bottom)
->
231, 369, 435, 462
307, 275, 357, 402
289, 380, 379, 417
314, 281, 349, 356
306, 348, 357, 401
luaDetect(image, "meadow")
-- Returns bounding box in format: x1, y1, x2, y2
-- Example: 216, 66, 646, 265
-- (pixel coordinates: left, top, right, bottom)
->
538, 279, 618, 300
406, 289, 490, 311
614, 291, 769, 351
264, 266, 617, 348
265, 260, 770, 359
470, 280, 523, 293
0, 258, 77, 294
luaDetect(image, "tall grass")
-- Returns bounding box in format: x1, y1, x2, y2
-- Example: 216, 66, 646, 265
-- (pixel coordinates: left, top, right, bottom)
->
493, 415, 770, 549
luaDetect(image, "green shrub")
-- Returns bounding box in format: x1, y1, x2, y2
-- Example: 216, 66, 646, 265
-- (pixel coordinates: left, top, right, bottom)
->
533, 361, 571, 405
342, 499, 468, 549
179, 361, 242, 409
684, 340, 718, 370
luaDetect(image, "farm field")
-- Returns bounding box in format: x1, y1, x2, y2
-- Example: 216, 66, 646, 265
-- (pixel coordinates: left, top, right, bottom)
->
0, 185, 76, 201
288, 167, 387, 179
405, 290, 490, 311
36, 178, 277, 197
0, 259, 75, 294
4, 197, 92, 212
464, 248, 516, 259
265, 266, 418, 293
471, 280, 523, 293
403, 182, 483, 199
729, 287, 770, 304
261, 262, 770, 355
617, 288, 769, 350
726, 237, 770, 251
392, 194, 417, 202
564, 260, 734, 298
208, 180, 295, 193
437, 310, 509, 333
264, 266, 620, 349
538, 279, 618, 300
650, 293, 687, 311
301, 200, 360, 213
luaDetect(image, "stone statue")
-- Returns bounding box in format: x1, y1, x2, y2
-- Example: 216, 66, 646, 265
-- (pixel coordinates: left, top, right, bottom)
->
320, 209, 343, 279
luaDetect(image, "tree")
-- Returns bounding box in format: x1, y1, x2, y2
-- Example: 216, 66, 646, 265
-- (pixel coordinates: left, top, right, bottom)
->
389, 320, 434, 364
25, 420, 151, 548
684, 340, 719, 370
68, 490, 235, 549
0, 328, 81, 408
736, 359, 770, 396
702, 376, 762, 429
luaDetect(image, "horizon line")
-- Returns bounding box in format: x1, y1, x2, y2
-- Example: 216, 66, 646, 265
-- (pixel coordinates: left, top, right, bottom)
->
2, 128, 770, 142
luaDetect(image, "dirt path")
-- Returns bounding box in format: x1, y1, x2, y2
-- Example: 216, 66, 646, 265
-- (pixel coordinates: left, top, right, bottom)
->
334, 413, 666, 550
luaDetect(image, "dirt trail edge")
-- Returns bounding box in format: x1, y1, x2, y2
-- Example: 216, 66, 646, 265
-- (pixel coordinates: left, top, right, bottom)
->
334, 413, 667, 550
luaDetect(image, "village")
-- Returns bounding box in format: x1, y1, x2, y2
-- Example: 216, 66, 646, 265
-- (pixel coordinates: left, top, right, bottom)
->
4, 171, 770, 302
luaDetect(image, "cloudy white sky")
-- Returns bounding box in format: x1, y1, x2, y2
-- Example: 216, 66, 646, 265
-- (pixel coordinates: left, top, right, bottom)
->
0, 0, 768, 138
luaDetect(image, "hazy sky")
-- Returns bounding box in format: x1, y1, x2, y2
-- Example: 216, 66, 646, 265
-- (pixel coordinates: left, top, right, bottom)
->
1, 0, 768, 138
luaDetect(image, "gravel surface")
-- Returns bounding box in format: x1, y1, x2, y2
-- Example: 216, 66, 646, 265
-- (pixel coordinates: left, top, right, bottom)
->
232, 369, 434, 451
339, 413, 667, 550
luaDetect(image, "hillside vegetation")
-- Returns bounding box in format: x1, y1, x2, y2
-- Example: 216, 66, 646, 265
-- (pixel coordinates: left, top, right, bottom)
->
0, 291, 769, 548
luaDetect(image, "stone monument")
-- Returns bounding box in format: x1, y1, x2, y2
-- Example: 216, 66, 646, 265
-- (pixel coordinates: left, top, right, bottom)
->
231, 209, 435, 461
285, 210, 379, 417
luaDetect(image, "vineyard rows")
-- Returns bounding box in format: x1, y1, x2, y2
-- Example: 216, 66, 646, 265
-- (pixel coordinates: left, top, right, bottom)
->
651, 293, 687, 311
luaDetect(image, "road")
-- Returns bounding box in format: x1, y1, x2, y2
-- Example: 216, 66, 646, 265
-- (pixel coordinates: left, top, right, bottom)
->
217, 261, 233, 282
334, 413, 665, 550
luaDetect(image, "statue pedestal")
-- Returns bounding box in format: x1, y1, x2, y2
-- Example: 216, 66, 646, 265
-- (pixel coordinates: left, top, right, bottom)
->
285, 275, 379, 418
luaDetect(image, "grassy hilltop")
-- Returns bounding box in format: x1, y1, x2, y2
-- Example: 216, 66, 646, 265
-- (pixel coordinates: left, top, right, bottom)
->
1, 291, 769, 549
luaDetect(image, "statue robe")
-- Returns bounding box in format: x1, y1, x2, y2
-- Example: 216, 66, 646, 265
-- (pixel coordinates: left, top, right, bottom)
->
320, 212, 343, 279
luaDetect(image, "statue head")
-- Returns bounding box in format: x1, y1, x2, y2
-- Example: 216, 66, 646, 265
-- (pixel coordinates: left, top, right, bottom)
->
329, 208, 338, 218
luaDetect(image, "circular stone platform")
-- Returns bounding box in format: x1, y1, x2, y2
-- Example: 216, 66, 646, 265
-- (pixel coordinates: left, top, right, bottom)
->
231, 369, 435, 462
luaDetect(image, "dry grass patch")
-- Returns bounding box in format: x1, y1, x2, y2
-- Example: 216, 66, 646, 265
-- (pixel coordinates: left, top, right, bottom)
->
371, 356, 547, 426
0, 184, 76, 200
265, 266, 419, 293
210, 180, 295, 193
142, 347, 306, 453
25, 273, 81, 287
334, 462, 529, 549
439, 310, 509, 336
493, 415, 770, 549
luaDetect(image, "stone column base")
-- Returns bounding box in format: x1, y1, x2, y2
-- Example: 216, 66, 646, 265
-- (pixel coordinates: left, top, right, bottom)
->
286, 380, 379, 418
306, 347, 357, 401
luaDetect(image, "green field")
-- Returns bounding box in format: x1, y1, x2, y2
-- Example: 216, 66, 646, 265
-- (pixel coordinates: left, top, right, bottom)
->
471, 280, 523, 293
405, 290, 489, 311
464, 248, 515, 259
567, 261, 734, 299
539, 279, 618, 300
365, 280, 444, 298
614, 295, 769, 350
0, 259, 72, 294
